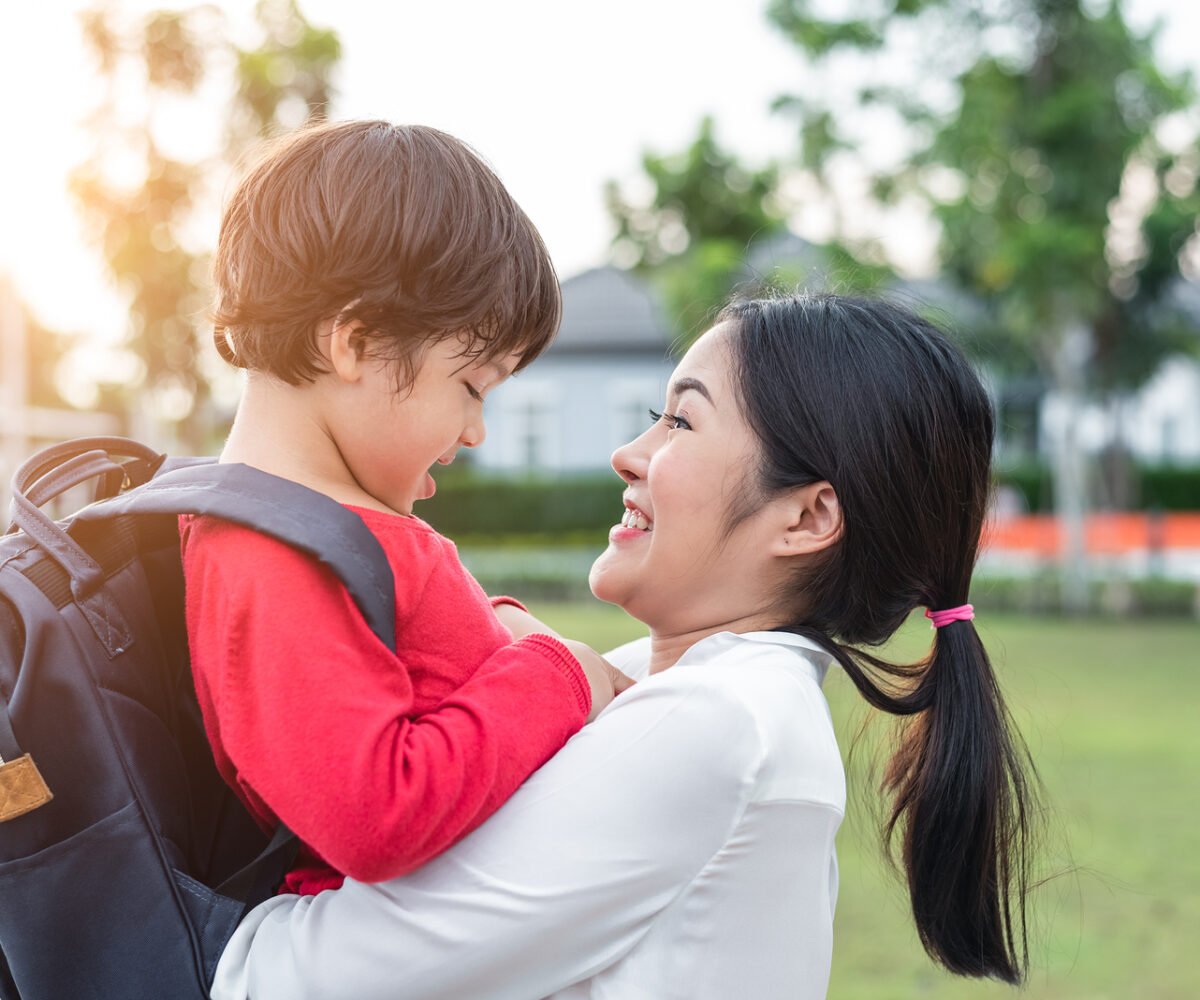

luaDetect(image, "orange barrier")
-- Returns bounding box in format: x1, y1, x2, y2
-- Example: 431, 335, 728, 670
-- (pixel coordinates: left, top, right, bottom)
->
983, 513, 1200, 556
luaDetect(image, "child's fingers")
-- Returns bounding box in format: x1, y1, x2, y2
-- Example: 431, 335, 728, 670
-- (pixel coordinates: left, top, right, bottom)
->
609, 666, 636, 694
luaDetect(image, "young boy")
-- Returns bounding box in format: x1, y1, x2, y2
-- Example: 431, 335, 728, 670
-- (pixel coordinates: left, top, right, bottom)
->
180, 120, 629, 895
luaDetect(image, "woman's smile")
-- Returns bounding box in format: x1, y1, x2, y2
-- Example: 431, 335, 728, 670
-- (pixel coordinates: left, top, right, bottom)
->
609, 498, 654, 542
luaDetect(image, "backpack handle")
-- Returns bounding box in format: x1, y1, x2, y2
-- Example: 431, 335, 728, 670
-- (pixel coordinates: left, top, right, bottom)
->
4, 438, 165, 657
10, 437, 164, 501
22, 450, 126, 510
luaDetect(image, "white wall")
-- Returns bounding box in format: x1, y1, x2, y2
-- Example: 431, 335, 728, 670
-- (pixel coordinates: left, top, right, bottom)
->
1040, 355, 1200, 464
476, 355, 674, 474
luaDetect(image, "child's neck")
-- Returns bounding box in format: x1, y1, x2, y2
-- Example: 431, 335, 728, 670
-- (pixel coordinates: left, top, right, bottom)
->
221, 374, 399, 515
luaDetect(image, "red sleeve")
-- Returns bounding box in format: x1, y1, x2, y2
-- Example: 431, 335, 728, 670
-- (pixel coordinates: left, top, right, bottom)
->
489, 595, 528, 612
187, 525, 589, 883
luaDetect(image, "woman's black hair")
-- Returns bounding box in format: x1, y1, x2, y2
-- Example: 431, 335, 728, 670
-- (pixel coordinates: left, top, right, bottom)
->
719, 293, 1038, 983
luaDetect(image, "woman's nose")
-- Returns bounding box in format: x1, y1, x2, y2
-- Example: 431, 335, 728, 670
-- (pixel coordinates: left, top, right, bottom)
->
611, 430, 651, 484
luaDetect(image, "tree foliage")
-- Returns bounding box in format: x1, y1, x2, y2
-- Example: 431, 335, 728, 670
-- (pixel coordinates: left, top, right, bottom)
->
611, 1, 1197, 609
606, 116, 787, 338
768, 0, 1199, 610
70, 0, 341, 446
768, 0, 1199, 387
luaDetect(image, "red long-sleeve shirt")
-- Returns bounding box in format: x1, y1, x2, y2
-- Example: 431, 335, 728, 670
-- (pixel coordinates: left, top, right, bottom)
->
179, 505, 590, 895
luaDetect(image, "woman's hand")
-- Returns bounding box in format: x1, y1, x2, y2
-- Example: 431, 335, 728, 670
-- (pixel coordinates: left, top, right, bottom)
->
494, 603, 635, 721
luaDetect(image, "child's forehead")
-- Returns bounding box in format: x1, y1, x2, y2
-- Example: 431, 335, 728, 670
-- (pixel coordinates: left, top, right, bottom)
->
466, 353, 521, 382
443, 339, 522, 378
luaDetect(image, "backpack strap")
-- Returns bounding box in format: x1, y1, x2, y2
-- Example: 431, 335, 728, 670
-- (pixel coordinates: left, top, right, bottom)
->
0, 676, 20, 764
72, 462, 397, 650
70, 461, 399, 912
5, 444, 398, 911
213, 820, 299, 905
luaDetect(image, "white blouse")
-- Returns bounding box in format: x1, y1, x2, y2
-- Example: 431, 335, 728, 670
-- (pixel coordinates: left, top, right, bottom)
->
212, 630, 846, 1000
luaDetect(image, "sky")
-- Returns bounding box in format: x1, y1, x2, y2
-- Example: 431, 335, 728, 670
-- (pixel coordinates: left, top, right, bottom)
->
1, 0, 1197, 352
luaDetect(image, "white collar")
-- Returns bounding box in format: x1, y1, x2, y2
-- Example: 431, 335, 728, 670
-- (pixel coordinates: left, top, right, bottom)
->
670, 629, 835, 686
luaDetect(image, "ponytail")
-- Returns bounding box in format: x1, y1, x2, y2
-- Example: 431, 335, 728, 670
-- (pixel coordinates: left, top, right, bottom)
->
888, 620, 1033, 982
792, 619, 1036, 982
722, 293, 1040, 983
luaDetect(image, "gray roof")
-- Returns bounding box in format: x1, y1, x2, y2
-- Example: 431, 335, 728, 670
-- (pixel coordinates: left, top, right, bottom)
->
550, 267, 675, 355
888, 276, 990, 327
739, 232, 828, 286
1166, 277, 1200, 323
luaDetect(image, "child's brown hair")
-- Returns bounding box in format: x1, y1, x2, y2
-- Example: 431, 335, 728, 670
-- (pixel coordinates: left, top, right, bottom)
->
212, 120, 561, 389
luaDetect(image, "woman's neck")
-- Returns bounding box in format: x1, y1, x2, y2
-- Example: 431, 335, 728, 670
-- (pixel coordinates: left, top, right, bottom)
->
647, 610, 781, 675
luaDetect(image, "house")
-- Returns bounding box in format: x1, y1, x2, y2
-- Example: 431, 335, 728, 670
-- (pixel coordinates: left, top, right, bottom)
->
475, 267, 677, 474
1037, 279, 1200, 468
743, 234, 1200, 468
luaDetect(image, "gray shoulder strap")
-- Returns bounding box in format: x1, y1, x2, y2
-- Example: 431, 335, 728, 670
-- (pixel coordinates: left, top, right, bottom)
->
74, 462, 396, 650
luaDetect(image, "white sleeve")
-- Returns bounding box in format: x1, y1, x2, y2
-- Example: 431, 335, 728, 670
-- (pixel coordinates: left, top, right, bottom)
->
213, 676, 764, 1000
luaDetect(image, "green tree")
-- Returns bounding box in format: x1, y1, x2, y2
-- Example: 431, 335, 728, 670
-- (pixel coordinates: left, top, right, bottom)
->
606, 116, 788, 338
767, 0, 1199, 610
70, 0, 341, 449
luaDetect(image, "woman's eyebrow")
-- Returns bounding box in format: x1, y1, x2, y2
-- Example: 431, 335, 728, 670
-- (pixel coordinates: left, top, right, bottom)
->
672, 376, 713, 404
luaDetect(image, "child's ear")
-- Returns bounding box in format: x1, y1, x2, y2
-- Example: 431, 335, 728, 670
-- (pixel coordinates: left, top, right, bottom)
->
326, 314, 368, 384
768, 481, 842, 559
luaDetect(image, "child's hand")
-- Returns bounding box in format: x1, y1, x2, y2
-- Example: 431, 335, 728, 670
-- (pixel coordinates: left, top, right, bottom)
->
494, 602, 562, 640
493, 603, 634, 721
559, 640, 636, 722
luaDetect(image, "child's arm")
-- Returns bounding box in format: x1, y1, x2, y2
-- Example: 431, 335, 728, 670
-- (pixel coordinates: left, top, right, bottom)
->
492, 600, 636, 709
187, 526, 592, 883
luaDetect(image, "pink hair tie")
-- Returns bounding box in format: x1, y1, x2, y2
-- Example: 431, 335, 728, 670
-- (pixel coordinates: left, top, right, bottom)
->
925, 604, 975, 628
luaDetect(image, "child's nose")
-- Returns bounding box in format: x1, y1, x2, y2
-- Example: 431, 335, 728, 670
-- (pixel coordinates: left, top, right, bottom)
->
462, 418, 486, 449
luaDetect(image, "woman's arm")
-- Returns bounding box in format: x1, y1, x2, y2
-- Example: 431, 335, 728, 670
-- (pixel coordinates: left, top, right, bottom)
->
214, 674, 767, 1000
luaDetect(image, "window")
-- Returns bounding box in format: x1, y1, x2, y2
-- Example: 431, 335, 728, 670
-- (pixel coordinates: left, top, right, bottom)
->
502, 384, 560, 471
610, 378, 665, 453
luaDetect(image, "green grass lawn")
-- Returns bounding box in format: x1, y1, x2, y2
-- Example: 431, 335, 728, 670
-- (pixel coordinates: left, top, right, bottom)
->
528, 600, 1200, 1000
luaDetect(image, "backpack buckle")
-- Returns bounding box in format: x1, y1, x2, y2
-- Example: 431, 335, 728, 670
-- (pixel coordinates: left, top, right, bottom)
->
0, 753, 54, 822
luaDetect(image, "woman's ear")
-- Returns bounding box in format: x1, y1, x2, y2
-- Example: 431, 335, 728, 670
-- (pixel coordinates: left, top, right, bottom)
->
769, 481, 842, 558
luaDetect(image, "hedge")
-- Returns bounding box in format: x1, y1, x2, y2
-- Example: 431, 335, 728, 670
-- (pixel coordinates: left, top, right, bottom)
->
990, 463, 1200, 513
1139, 465, 1200, 510
420, 463, 1200, 540
419, 473, 621, 542
454, 541, 1200, 617
971, 573, 1198, 617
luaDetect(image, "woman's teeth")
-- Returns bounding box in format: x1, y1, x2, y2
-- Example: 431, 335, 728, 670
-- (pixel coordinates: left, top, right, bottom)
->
621, 508, 652, 531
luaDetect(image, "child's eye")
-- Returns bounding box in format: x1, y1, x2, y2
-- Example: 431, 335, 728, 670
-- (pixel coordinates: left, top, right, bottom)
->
648, 408, 691, 431
465, 383, 484, 402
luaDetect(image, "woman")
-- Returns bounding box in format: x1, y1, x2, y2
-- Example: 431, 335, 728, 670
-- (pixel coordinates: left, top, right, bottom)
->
212, 293, 1037, 999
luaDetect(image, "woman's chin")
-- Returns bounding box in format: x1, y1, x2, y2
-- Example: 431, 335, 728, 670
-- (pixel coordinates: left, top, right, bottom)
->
588, 546, 632, 607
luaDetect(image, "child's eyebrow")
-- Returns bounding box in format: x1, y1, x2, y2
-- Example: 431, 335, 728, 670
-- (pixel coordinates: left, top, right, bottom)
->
488, 360, 515, 380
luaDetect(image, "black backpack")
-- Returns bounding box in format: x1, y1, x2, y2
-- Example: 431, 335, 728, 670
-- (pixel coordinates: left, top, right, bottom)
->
0, 437, 397, 1000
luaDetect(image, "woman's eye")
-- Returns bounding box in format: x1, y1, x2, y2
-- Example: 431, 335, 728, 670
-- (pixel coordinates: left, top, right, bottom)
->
647, 408, 690, 431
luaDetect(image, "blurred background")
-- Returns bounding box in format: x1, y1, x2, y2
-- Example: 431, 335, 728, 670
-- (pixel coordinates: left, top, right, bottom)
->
1, 1, 1196, 997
